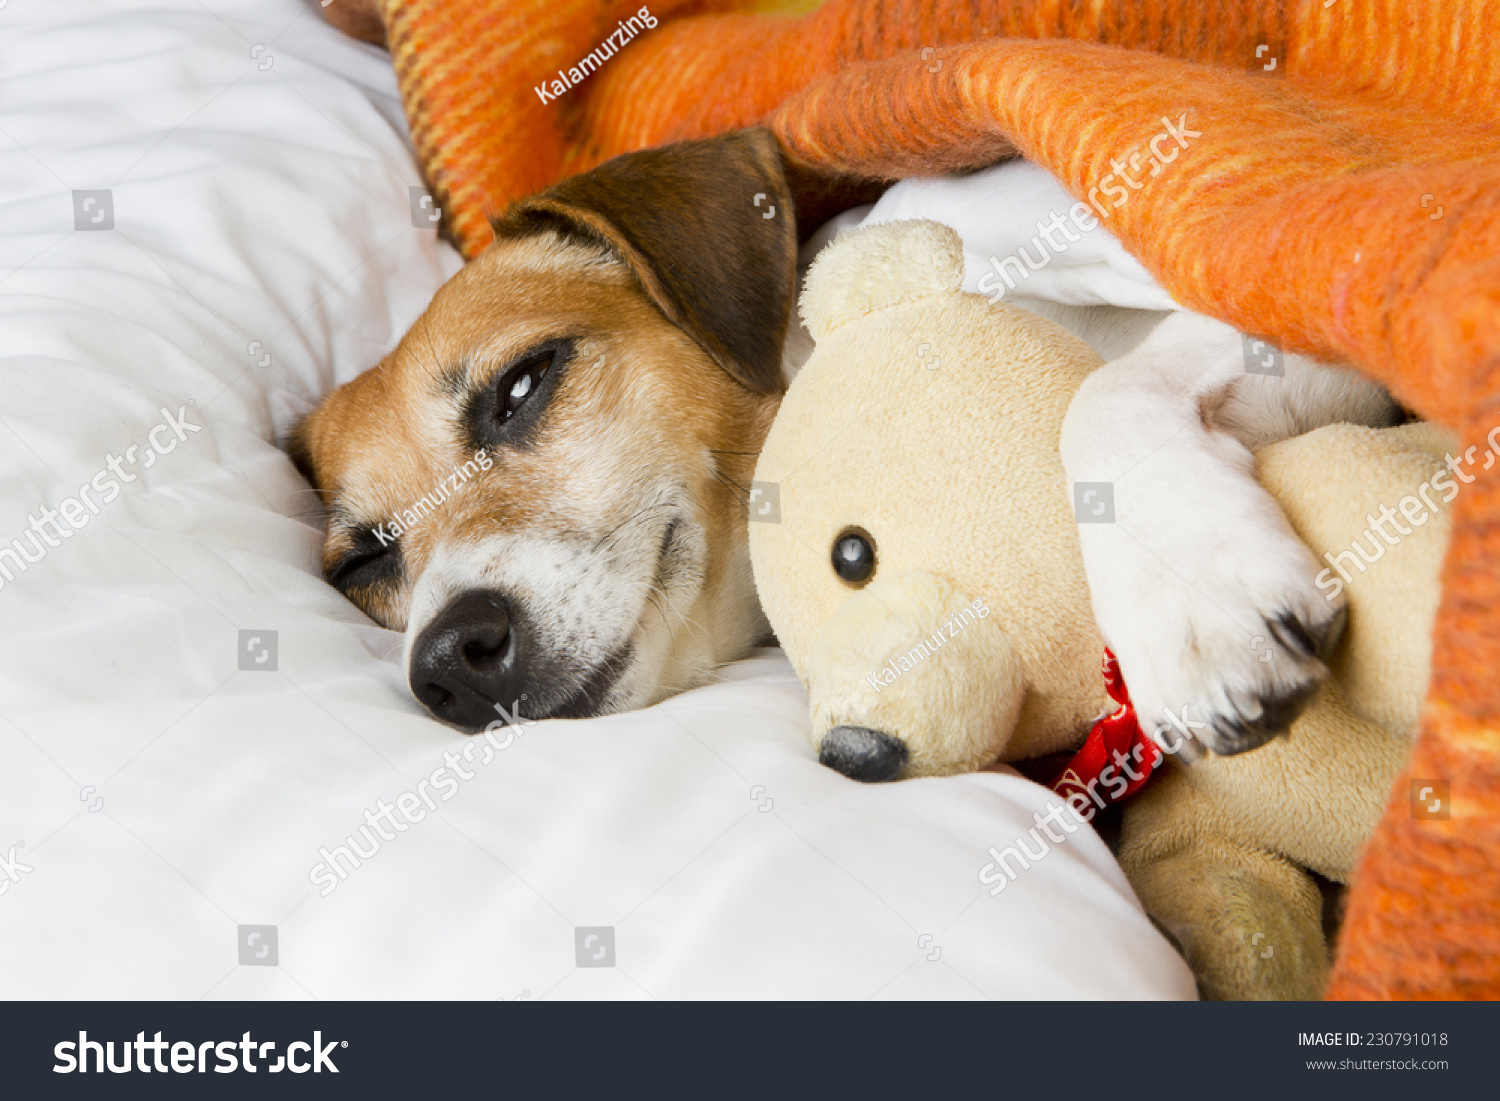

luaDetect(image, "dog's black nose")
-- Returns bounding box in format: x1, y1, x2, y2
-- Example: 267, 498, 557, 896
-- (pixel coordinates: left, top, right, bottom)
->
819, 725, 908, 782
409, 590, 528, 730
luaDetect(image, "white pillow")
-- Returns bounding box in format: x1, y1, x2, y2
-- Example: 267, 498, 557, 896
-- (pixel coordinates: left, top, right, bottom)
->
0, 0, 1194, 999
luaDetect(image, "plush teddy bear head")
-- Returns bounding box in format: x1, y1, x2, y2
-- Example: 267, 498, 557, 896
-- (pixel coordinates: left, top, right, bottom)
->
751, 219, 1112, 781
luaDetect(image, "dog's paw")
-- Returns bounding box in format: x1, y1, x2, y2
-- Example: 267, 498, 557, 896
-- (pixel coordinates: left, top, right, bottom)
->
1075, 436, 1343, 761
1124, 561, 1343, 762
1057, 309, 1386, 760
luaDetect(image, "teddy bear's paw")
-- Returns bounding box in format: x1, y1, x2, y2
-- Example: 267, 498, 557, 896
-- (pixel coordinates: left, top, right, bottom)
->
1128, 844, 1331, 1001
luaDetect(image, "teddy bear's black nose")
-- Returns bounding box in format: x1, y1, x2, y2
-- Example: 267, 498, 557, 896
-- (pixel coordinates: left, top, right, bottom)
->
819, 726, 908, 782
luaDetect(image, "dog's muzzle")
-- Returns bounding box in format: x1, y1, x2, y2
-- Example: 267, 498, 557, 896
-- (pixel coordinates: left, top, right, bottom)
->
409, 589, 528, 730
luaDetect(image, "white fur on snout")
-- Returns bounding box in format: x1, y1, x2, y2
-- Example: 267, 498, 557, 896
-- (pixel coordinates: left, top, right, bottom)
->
403, 492, 711, 717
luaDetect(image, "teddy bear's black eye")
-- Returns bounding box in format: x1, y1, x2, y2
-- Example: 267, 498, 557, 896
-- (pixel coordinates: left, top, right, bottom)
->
832, 528, 876, 587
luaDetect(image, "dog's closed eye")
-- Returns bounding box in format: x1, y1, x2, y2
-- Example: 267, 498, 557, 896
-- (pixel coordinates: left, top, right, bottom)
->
465, 337, 574, 452
328, 532, 401, 593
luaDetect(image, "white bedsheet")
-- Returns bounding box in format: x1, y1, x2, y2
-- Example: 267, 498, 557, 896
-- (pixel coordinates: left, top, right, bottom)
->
0, 0, 1195, 999
803, 159, 1179, 311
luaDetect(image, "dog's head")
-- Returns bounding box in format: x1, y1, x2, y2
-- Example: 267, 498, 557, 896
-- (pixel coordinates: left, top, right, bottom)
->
292, 130, 797, 729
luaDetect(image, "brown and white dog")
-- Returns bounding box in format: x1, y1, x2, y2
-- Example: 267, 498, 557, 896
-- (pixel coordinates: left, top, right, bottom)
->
292, 131, 799, 729
293, 128, 1395, 769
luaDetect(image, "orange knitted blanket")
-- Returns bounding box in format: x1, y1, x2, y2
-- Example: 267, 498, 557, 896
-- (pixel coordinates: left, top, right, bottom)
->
327, 0, 1500, 999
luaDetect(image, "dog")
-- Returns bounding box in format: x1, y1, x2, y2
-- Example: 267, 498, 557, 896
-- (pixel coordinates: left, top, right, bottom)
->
291, 131, 797, 730
292, 127, 1397, 762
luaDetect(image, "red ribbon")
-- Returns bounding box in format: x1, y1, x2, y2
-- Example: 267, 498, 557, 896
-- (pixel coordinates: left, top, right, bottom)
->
1049, 650, 1162, 810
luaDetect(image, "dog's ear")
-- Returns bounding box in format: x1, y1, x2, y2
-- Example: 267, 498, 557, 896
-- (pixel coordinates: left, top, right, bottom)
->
491, 129, 796, 395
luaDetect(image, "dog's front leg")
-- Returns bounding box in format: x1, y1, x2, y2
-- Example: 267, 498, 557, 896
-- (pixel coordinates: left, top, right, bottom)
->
1059, 311, 1359, 759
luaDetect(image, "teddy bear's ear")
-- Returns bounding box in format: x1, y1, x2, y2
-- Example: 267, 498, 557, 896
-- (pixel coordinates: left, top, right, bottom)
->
799, 219, 965, 341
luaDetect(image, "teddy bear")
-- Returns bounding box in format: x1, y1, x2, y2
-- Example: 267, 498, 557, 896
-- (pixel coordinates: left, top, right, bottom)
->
749, 218, 1453, 1000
